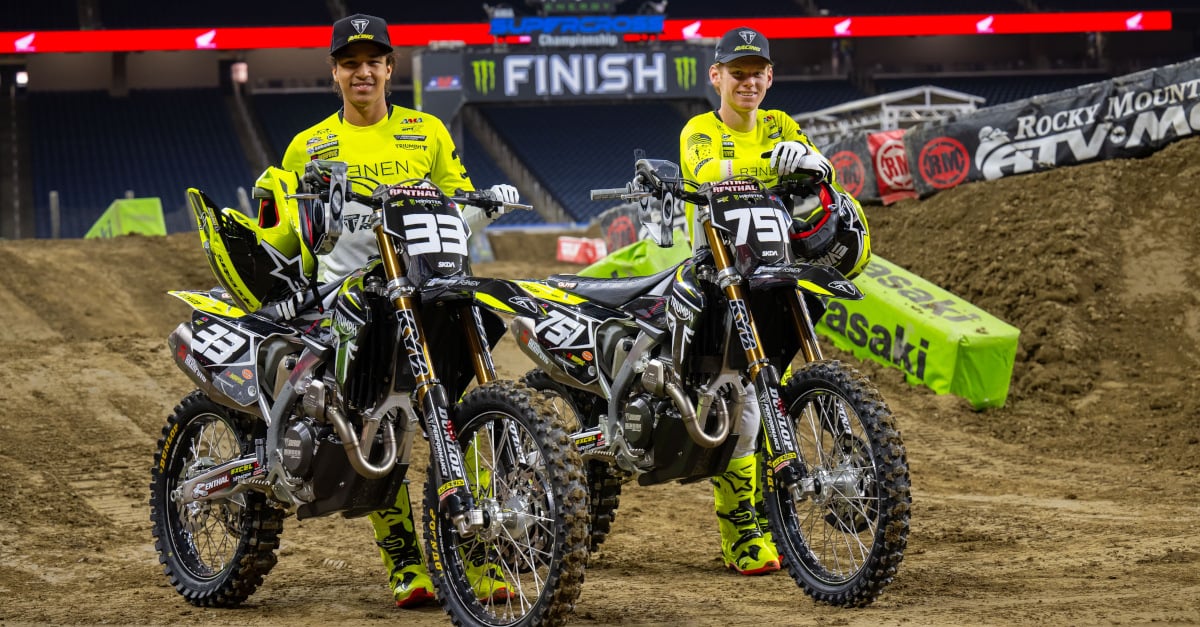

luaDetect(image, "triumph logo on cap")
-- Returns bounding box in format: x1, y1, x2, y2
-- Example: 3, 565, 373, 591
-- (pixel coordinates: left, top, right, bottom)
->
739, 30, 756, 44
351, 18, 369, 34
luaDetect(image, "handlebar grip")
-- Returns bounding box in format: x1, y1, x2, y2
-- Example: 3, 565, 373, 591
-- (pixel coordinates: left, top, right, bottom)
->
504, 202, 534, 211
590, 188, 629, 201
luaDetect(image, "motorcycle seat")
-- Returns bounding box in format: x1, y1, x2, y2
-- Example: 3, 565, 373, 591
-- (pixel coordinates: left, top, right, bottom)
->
544, 264, 678, 309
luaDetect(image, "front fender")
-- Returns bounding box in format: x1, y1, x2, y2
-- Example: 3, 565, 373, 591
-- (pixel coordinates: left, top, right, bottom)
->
749, 264, 863, 300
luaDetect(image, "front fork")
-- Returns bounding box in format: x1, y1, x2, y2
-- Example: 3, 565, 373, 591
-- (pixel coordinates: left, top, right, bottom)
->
701, 221, 817, 501
375, 227, 485, 534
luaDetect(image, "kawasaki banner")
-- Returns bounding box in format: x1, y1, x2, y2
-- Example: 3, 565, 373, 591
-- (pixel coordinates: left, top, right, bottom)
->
464, 47, 710, 102
817, 256, 1019, 409
904, 57, 1200, 197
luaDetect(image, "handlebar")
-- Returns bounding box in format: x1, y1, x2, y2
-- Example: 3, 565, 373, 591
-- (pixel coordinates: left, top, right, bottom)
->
295, 161, 531, 215
590, 187, 637, 201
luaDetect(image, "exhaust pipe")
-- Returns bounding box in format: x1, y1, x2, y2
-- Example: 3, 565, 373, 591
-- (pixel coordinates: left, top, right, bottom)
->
643, 359, 729, 448
304, 379, 397, 479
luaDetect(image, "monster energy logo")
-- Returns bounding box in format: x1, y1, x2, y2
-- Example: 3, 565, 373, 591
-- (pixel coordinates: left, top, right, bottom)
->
472, 60, 496, 95
675, 56, 697, 90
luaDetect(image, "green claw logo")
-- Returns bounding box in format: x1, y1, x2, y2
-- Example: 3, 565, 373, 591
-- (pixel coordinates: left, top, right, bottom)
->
675, 56, 697, 90
472, 60, 497, 95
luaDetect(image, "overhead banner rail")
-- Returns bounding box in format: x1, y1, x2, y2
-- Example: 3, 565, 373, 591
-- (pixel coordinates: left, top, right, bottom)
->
1, 11, 1172, 54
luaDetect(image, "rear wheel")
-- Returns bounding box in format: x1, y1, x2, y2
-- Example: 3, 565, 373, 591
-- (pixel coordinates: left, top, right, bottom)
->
521, 369, 623, 552
424, 381, 589, 626
766, 361, 910, 607
149, 391, 283, 607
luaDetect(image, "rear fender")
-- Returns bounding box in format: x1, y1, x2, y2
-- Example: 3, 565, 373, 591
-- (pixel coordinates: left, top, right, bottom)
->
168, 306, 297, 412
169, 290, 247, 318
464, 279, 611, 393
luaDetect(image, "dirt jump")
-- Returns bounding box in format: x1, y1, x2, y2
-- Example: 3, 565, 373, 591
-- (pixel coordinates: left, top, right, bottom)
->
1, 136, 1198, 626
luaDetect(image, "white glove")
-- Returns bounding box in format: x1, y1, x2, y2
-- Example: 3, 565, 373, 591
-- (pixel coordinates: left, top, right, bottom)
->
770, 141, 833, 180
795, 152, 833, 181
488, 183, 519, 211
463, 184, 518, 234
769, 141, 808, 175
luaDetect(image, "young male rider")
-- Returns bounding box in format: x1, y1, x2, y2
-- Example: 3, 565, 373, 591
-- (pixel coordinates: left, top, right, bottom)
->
280, 13, 519, 607
679, 27, 871, 576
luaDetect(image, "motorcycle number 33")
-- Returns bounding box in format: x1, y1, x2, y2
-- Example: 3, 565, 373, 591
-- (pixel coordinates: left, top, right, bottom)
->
402, 213, 468, 256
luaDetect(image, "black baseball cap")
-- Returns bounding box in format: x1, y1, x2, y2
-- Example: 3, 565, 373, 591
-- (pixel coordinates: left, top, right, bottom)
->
713, 27, 771, 64
330, 13, 393, 57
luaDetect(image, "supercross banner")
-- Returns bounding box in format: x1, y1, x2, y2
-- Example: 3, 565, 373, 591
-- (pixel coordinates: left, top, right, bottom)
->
904, 57, 1200, 196
463, 47, 711, 101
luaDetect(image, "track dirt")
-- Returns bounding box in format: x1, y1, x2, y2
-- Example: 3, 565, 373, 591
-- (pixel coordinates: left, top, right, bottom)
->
1, 137, 1198, 626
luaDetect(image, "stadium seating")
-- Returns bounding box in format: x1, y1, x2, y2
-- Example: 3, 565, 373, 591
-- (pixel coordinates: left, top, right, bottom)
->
763, 79, 868, 115
480, 102, 686, 223
1, 1, 80, 30
874, 73, 1110, 107
29, 89, 252, 238
459, 128, 545, 226
1036, 0, 1199, 10
95, 0, 331, 28
814, 0, 1026, 15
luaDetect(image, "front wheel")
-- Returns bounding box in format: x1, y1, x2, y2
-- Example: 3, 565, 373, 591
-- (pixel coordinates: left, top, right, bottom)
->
149, 391, 284, 607
423, 381, 589, 627
765, 360, 910, 607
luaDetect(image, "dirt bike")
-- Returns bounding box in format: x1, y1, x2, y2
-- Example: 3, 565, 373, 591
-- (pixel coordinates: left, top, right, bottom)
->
487, 154, 910, 606
150, 160, 588, 626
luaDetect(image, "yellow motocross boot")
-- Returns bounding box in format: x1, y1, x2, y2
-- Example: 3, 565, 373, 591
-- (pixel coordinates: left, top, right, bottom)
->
713, 454, 781, 575
370, 480, 436, 607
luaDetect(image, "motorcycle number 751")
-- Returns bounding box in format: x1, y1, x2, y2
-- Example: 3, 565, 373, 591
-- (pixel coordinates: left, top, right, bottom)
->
722, 206, 790, 245
536, 309, 588, 348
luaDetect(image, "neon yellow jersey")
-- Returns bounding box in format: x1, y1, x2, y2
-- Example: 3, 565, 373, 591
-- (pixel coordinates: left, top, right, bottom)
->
678, 109, 870, 279
680, 109, 828, 189
282, 105, 474, 282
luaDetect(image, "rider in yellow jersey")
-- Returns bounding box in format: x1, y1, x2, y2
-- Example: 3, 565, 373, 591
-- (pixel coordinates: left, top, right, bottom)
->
681, 27, 871, 576
281, 13, 518, 607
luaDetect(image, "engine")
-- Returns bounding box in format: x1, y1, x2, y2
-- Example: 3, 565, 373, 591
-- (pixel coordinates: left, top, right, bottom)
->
280, 416, 324, 479
621, 393, 656, 450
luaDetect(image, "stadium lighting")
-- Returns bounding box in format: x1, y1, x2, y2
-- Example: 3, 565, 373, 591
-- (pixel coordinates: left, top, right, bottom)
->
231, 61, 248, 84
15, 70, 28, 86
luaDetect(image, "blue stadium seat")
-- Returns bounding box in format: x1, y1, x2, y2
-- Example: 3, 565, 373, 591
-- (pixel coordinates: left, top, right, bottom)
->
29, 89, 252, 238
763, 79, 868, 115
875, 74, 1110, 107
459, 128, 546, 226
480, 102, 686, 223
253, 89, 417, 160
